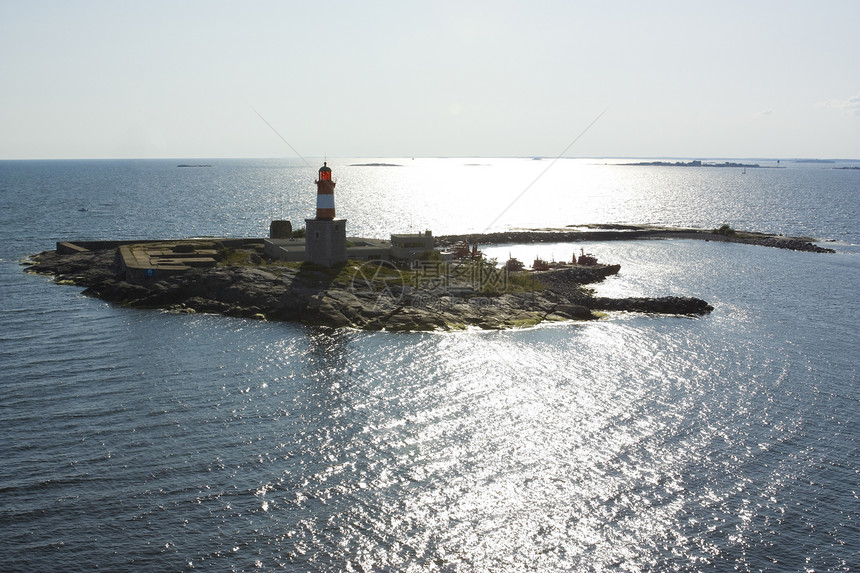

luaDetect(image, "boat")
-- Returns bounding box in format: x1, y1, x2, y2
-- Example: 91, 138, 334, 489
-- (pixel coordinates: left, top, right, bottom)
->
532, 258, 551, 271
576, 249, 599, 265
504, 256, 525, 271
572, 248, 620, 274
451, 242, 483, 260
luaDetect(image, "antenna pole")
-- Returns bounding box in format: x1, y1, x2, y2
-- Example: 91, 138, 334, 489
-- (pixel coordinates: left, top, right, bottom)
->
252, 107, 313, 168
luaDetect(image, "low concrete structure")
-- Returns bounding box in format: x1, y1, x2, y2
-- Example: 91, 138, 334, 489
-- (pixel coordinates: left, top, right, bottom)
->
343, 237, 393, 261
56, 238, 263, 283
269, 220, 293, 239
263, 237, 306, 262
116, 240, 248, 282
390, 231, 435, 261
264, 231, 438, 265
263, 236, 394, 263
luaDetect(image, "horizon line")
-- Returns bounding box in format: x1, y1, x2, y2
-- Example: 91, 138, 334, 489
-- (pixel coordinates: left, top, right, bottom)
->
2, 155, 859, 162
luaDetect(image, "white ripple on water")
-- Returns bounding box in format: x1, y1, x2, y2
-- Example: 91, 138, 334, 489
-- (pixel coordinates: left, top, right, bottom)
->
330, 312, 836, 570
264, 327, 702, 570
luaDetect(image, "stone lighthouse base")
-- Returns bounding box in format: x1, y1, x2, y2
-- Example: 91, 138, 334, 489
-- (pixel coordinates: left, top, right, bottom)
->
305, 218, 347, 267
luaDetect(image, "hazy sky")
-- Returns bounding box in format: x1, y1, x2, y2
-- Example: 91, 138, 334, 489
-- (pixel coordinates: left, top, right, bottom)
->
1, 0, 858, 159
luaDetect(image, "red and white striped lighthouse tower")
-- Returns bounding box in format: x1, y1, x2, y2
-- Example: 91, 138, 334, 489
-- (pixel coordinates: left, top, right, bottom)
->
315, 162, 335, 220
305, 162, 347, 266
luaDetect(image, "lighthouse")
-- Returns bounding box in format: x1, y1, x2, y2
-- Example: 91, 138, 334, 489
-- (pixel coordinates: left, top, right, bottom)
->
305, 162, 347, 266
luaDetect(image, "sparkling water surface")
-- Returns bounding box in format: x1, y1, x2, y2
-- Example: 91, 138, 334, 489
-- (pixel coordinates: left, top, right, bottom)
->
0, 158, 858, 571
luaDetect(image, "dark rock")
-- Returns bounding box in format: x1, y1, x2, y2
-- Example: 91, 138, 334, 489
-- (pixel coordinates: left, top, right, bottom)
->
554, 304, 593, 319
590, 296, 713, 315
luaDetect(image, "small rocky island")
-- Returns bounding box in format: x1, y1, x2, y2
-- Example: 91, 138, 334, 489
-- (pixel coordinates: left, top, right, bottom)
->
25, 234, 716, 331
24, 219, 837, 331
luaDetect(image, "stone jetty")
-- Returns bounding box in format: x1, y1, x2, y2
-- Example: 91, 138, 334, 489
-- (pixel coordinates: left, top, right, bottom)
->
437, 224, 835, 254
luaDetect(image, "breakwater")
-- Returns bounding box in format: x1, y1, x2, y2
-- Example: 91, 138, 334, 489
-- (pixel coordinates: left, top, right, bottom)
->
438, 224, 835, 253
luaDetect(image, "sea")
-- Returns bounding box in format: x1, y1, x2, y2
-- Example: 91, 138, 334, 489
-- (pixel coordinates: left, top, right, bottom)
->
0, 157, 857, 572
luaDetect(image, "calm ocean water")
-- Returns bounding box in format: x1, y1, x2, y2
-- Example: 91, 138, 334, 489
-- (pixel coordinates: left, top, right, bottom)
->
0, 158, 858, 571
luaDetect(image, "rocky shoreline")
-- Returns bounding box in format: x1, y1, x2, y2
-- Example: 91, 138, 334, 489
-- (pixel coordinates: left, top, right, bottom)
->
24, 239, 714, 331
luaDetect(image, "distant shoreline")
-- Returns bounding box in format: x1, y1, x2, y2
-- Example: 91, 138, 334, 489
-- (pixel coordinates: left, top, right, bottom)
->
618, 160, 774, 168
